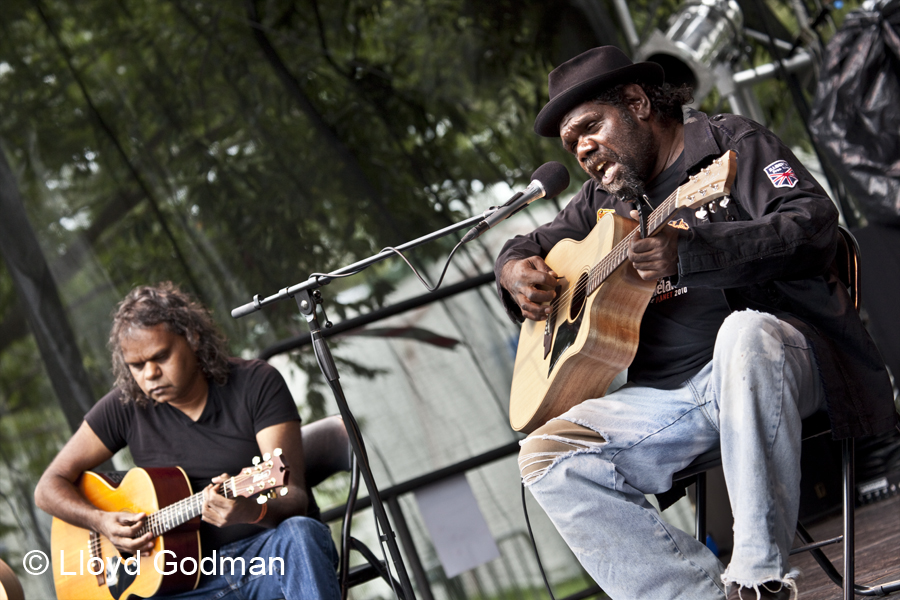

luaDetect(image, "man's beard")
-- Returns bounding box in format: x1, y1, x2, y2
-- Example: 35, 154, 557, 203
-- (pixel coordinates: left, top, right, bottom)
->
597, 159, 646, 203
589, 112, 657, 203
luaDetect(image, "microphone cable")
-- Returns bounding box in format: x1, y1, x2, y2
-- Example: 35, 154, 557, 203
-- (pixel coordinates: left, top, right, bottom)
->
376, 238, 466, 294
306, 238, 464, 295
521, 481, 558, 600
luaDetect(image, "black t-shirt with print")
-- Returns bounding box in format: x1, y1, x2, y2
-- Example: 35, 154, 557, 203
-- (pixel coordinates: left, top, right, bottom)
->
628, 154, 732, 389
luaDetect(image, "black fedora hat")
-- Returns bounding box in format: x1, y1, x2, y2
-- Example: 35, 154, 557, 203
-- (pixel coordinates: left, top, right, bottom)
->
534, 46, 664, 137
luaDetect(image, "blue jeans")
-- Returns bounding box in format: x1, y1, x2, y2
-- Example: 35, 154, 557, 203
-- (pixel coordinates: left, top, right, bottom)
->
164, 516, 340, 600
519, 310, 824, 599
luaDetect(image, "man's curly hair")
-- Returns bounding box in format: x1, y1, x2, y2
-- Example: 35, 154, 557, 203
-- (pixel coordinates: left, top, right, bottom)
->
593, 81, 694, 125
109, 282, 230, 405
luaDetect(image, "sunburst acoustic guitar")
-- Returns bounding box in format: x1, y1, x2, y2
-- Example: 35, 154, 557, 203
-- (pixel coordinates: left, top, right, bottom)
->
51, 451, 288, 600
509, 151, 738, 433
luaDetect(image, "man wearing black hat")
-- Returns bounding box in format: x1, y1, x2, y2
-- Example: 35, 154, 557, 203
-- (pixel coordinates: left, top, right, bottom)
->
496, 46, 895, 599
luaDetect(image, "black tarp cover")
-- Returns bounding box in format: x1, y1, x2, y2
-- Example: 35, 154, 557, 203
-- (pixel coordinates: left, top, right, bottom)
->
810, 0, 900, 225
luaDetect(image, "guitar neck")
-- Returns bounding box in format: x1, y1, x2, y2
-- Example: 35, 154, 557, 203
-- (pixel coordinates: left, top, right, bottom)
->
585, 150, 740, 294
587, 193, 679, 296
137, 479, 238, 537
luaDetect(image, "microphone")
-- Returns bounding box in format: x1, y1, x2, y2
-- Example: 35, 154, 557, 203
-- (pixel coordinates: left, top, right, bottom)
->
461, 161, 570, 243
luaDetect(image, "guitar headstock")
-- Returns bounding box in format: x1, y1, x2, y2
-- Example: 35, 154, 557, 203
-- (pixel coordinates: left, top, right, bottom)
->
674, 150, 737, 211
232, 448, 290, 503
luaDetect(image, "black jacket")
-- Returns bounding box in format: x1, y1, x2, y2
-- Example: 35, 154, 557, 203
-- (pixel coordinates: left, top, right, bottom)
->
495, 109, 896, 439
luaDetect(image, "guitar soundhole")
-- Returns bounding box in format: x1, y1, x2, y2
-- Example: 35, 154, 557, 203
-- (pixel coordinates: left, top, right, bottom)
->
569, 272, 588, 321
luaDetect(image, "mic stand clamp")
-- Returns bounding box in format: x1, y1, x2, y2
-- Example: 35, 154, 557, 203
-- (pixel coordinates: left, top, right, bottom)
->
293, 288, 415, 600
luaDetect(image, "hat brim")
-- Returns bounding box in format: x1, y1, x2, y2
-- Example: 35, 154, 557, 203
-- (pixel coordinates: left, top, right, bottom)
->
533, 62, 665, 137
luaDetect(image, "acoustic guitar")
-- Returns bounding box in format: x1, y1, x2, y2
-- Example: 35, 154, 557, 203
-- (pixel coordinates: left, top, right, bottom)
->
509, 151, 737, 433
51, 451, 288, 600
0, 558, 24, 600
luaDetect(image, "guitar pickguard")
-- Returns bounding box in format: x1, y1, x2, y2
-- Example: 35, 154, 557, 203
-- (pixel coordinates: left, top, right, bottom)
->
547, 311, 584, 376
106, 554, 138, 600
542, 283, 562, 359
547, 271, 589, 376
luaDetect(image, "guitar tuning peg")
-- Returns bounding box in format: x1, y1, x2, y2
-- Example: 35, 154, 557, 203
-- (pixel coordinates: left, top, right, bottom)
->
707, 201, 717, 214
280, 487, 289, 496
719, 195, 731, 208
257, 495, 268, 505
252, 456, 261, 465
267, 490, 276, 499
262, 452, 271, 461
695, 206, 709, 220
273, 448, 283, 457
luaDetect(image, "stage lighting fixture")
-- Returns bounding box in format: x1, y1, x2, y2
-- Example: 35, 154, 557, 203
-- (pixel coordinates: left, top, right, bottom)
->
635, 0, 743, 104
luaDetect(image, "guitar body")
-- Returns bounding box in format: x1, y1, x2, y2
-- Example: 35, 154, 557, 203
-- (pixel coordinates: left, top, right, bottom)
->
51, 468, 200, 600
510, 214, 658, 433
0, 558, 25, 600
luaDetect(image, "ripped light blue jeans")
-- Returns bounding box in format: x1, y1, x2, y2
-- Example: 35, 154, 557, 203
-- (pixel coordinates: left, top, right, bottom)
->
519, 310, 824, 600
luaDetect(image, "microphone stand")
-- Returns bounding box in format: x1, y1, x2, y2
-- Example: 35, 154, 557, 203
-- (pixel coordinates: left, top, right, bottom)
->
231, 210, 497, 600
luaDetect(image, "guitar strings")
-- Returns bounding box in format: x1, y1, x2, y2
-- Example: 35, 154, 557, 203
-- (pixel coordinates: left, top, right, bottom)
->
546, 152, 729, 319
137, 472, 247, 537
547, 194, 677, 318
549, 151, 734, 318
85, 481, 234, 556
551, 194, 675, 309
88, 531, 102, 557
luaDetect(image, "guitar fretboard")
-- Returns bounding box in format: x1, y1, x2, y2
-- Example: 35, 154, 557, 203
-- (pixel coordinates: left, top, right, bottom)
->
581, 151, 736, 297
138, 478, 237, 537
586, 193, 679, 296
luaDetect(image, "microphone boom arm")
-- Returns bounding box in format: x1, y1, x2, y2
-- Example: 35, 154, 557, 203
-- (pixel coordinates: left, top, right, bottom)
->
231, 211, 496, 318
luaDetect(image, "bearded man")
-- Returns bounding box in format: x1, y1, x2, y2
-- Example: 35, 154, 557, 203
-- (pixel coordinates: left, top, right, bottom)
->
496, 46, 896, 599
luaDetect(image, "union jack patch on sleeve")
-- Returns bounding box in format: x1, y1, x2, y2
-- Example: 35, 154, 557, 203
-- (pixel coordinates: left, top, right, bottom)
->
764, 160, 798, 188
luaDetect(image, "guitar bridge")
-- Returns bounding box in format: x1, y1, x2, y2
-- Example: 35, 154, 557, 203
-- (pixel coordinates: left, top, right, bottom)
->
89, 530, 106, 586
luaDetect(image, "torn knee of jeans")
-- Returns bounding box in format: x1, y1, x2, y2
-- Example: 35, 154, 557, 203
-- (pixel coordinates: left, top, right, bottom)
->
518, 419, 606, 485
724, 571, 799, 600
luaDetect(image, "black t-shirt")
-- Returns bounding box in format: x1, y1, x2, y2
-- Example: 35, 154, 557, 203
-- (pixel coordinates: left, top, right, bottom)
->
85, 357, 302, 553
626, 154, 732, 388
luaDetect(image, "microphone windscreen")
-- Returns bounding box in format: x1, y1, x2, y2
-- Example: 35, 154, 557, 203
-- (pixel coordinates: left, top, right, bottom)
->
531, 161, 570, 198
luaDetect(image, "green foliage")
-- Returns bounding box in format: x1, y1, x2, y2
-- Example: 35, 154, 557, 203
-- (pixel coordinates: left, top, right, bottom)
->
0, 0, 586, 350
